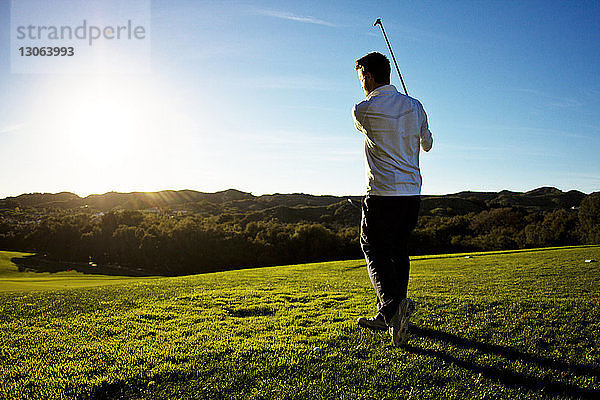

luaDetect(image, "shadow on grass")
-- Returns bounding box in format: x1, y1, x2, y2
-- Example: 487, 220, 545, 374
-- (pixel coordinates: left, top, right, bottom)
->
11, 255, 156, 277
344, 263, 366, 270
407, 326, 600, 399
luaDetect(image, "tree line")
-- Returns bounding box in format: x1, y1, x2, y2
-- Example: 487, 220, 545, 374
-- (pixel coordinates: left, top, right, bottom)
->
1, 193, 598, 275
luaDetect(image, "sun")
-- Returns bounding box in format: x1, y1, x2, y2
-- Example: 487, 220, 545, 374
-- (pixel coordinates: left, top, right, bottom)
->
26, 74, 202, 196
65, 90, 140, 165
29, 75, 161, 195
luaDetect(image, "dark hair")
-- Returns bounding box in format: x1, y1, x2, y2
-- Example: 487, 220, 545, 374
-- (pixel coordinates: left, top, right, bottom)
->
355, 52, 391, 84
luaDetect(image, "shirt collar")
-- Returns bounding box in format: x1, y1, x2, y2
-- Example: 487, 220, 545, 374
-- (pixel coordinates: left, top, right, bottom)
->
367, 84, 397, 100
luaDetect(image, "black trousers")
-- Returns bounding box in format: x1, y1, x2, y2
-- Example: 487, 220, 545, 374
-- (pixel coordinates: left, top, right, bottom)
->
360, 195, 420, 324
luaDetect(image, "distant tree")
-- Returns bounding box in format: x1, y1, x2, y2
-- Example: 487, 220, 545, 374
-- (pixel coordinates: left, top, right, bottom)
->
525, 209, 578, 247
470, 207, 525, 235
111, 225, 145, 265
139, 232, 161, 266
100, 211, 119, 235
291, 224, 340, 262
579, 193, 600, 244
81, 226, 102, 262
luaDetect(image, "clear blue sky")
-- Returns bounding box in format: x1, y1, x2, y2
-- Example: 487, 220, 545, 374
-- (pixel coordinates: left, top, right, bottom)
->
1, 0, 599, 198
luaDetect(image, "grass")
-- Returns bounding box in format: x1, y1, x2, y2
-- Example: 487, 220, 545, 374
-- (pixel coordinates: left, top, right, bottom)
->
1, 246, 599, 399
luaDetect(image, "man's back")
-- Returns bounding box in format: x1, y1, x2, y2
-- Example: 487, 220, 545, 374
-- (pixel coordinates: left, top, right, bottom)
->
353, 84, 433, 196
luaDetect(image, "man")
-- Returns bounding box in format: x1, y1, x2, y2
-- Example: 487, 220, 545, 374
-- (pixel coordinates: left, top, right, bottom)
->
352, 52, 433, 346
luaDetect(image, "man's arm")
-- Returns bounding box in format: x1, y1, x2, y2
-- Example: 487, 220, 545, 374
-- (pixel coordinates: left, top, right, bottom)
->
419, 104, 433, 152
352, 103, 369, 135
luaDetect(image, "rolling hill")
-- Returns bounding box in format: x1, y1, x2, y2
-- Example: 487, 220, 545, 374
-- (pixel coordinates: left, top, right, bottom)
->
0, 186, 588, 217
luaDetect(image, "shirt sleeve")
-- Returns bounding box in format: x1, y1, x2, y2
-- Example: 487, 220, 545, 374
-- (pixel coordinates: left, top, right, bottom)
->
352, 103, 369, 135
419, 103, 433, 152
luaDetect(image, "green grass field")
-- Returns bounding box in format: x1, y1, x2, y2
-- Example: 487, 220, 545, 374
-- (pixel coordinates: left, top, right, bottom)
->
1, 246, 599, 399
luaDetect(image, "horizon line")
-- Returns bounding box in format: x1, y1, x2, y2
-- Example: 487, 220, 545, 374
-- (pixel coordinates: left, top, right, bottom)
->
1, 185, 595, 201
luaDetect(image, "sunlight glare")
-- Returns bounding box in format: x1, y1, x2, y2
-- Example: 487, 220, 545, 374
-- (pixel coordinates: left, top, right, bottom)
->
65, 92, 140, 165
23, 74, 206, 196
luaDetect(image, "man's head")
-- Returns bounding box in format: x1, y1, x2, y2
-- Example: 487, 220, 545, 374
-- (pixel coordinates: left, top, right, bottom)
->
355, 52, 391, 96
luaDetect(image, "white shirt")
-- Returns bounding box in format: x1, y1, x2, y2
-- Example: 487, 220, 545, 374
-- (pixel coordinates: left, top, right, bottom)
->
352, 84, 433, 196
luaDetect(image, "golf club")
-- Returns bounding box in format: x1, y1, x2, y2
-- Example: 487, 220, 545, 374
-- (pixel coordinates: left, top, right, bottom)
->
373, 18, 408, 96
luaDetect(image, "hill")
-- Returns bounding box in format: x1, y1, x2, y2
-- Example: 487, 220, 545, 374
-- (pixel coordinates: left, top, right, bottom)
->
0, 189, 255, 211
1, 246, 599, 399
0, 186, 587, 216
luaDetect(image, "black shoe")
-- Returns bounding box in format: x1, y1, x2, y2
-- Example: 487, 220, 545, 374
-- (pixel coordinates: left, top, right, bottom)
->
357, 314, 387, 331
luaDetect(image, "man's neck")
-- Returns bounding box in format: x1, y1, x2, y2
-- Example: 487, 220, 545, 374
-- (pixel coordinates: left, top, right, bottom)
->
366, 82, 388, 96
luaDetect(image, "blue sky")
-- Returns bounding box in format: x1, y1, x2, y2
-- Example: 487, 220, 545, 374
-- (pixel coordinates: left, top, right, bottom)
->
0, 0, 599, 198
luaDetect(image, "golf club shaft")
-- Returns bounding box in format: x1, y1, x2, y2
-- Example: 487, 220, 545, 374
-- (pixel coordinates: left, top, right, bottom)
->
374, 19, 408, 96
